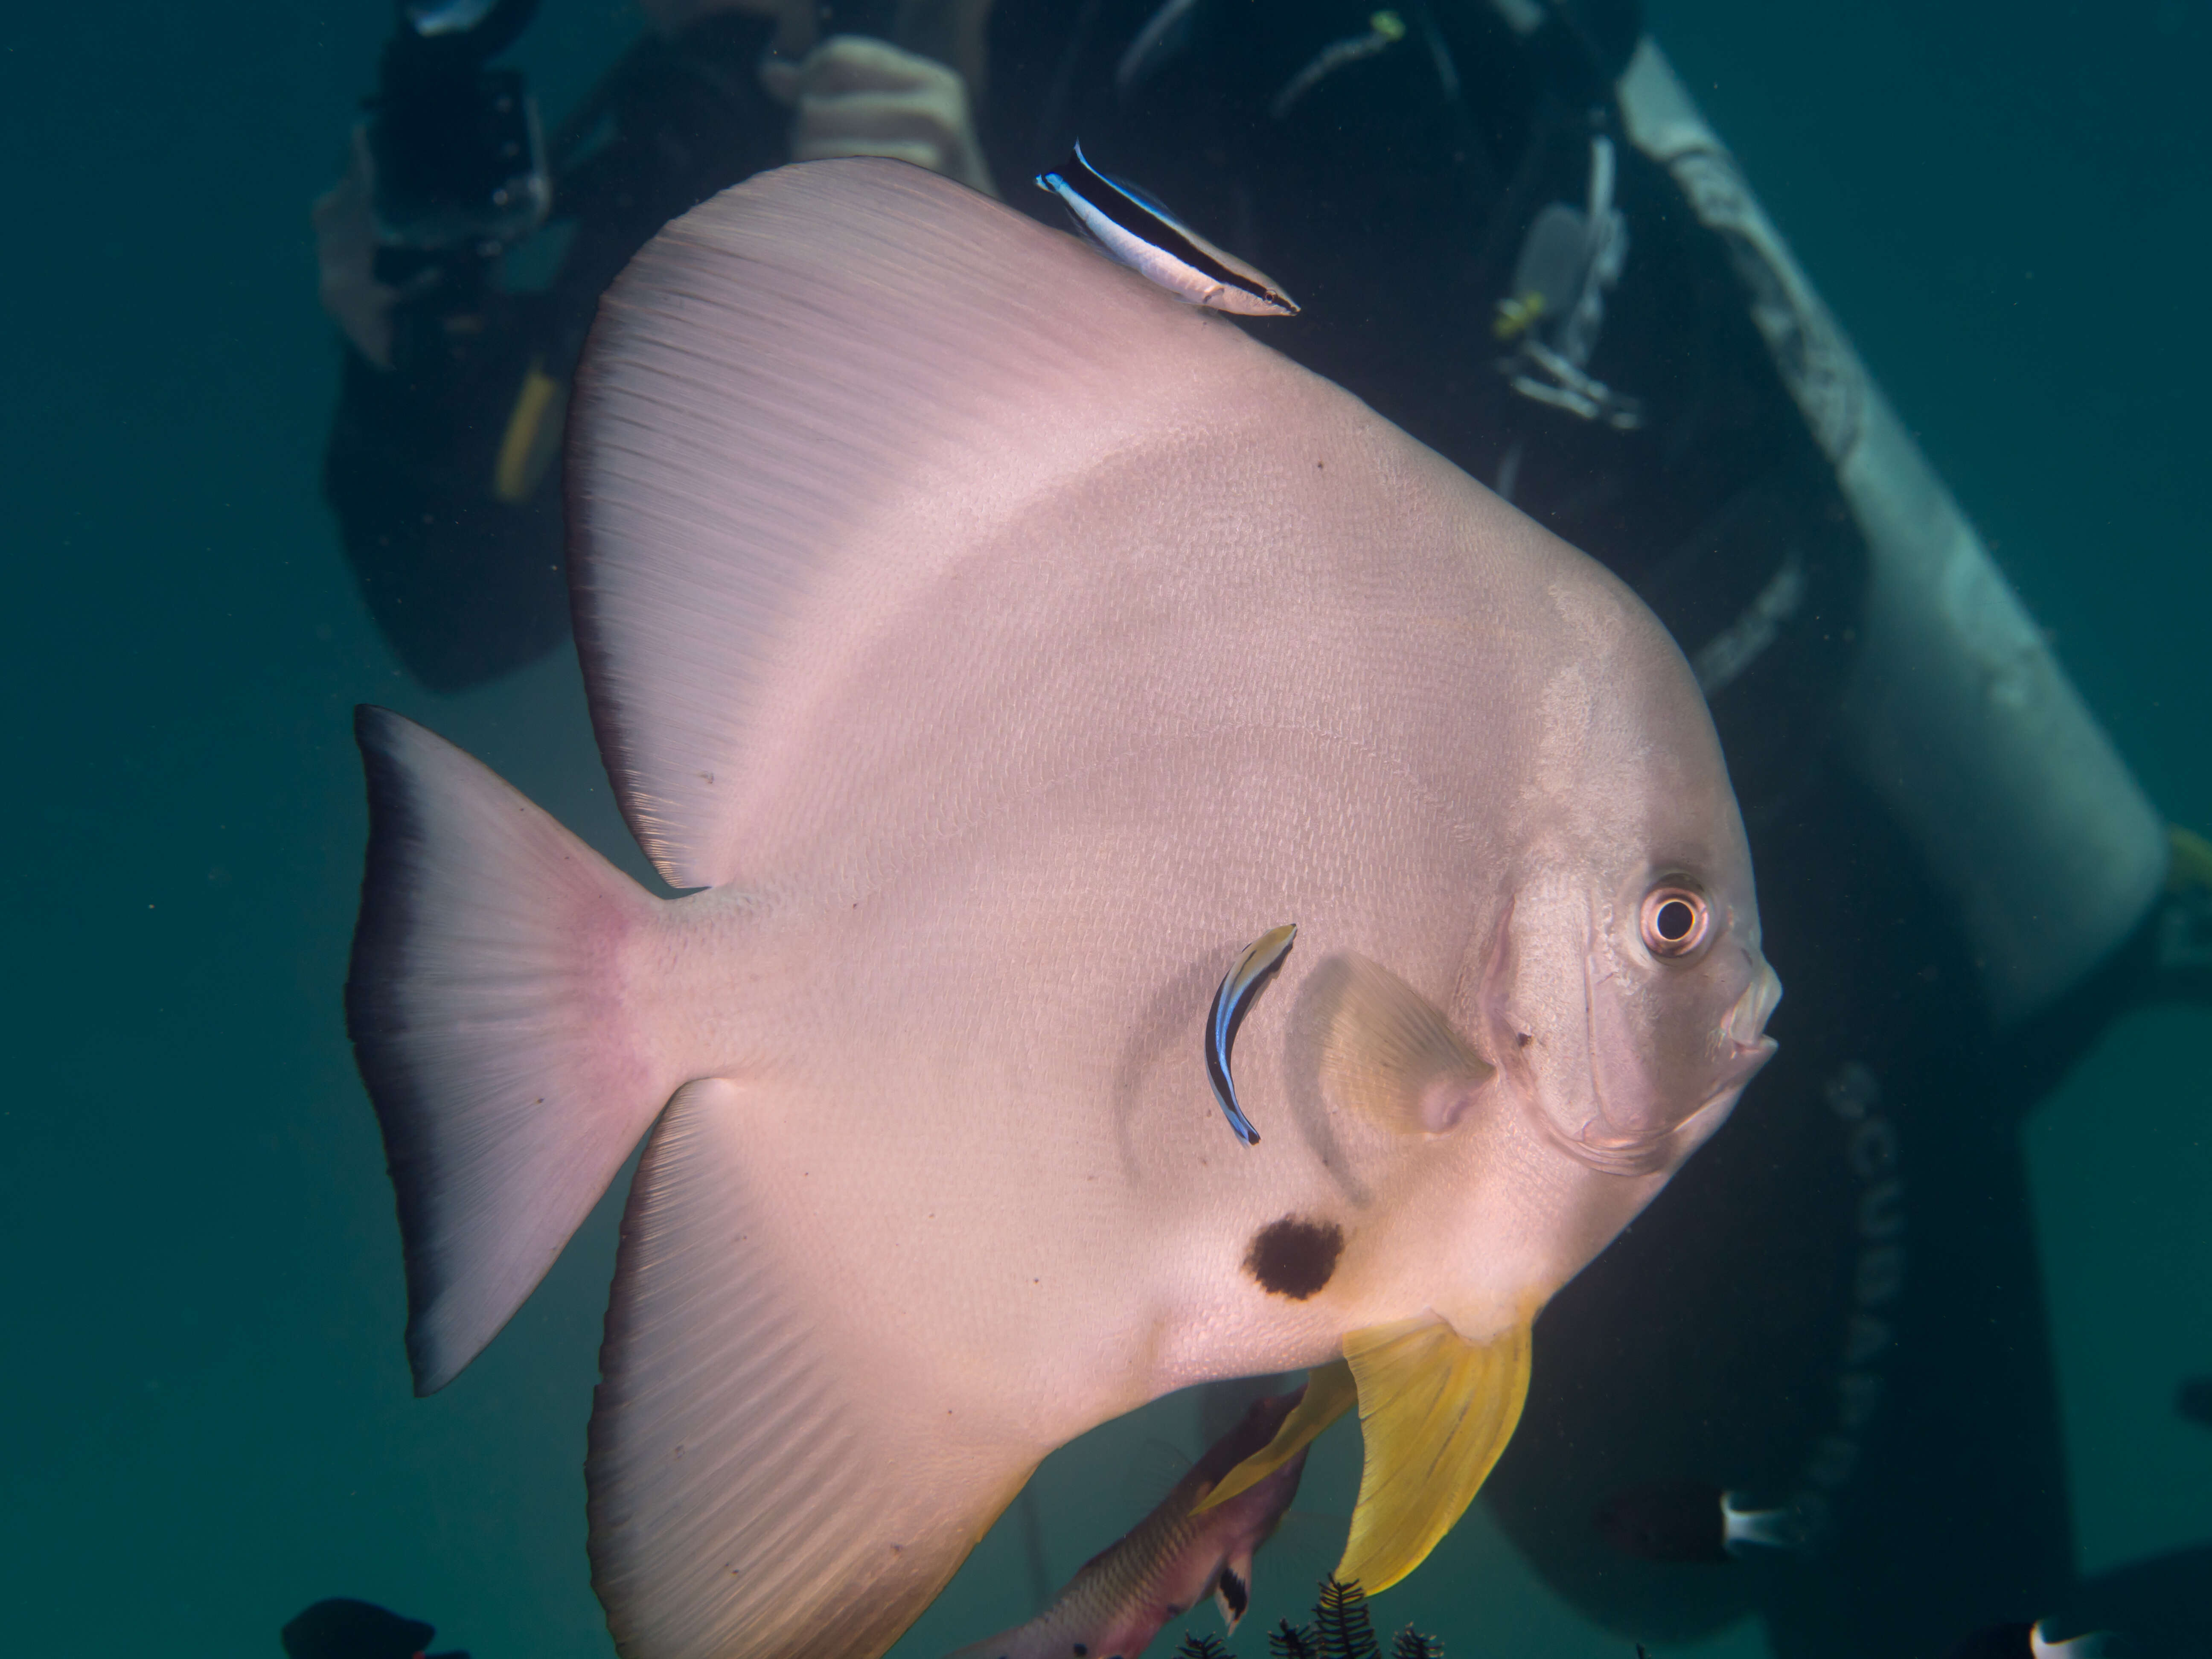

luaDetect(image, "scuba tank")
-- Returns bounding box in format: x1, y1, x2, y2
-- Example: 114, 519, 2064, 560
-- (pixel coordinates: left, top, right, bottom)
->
1615, 40, 2166, 1022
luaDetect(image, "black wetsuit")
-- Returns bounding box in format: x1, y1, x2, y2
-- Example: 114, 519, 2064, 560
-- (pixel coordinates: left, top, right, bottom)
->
318, 3, 2202, 1653
324, 10, 786, 690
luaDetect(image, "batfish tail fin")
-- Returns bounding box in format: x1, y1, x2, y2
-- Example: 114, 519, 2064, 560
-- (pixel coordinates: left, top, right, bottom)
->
589, 1079, 1039, 1659
346, 705, 677, 1395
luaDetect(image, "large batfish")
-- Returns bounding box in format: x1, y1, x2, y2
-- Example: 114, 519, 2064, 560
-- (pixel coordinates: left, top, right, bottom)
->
345, 159, 1781, 1659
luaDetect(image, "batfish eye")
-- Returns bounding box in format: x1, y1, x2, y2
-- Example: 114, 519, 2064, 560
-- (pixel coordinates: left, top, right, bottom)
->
1639, 886, 1711, 959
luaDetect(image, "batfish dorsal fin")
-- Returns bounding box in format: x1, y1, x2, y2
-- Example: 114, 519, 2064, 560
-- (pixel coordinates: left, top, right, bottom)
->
569, 159, 1289, 890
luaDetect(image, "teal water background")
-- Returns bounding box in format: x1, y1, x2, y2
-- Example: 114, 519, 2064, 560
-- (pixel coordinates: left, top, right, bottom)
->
2, 3, 2206, 1654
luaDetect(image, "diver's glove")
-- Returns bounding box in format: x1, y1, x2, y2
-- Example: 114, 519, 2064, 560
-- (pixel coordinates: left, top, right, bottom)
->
759, 33, 998, 198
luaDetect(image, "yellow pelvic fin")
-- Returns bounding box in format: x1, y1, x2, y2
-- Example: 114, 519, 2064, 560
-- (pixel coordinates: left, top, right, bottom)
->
1335, 1315, 1533, 1595
1320, 954, 1496, 1137
1192, 1360, 1358, 1515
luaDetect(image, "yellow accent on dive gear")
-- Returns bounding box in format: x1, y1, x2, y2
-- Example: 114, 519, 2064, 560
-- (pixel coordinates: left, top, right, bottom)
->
1493, 291, 1545, 341
493, 358, 565, 504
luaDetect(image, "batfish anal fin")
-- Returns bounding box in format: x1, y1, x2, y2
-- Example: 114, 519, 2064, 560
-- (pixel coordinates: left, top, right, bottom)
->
1336, 1315, 1533, 1595
1319, 954, 1496, 1136
1193, 1359, 1357, 1515
346, 707, 675, 1394
589, 1078, 1037, 1659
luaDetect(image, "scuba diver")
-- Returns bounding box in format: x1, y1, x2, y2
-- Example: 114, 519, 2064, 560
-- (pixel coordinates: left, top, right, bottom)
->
315, 0, 995, 689
312, 1, 2212, 1655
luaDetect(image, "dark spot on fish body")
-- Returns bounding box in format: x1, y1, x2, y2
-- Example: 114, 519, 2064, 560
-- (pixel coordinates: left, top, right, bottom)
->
1073, 1645, 1087, 1656
1245, 1216, 1345, 1298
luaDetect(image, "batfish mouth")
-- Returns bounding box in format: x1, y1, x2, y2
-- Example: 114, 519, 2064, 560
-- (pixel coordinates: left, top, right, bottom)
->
1724, 960, 1784, 1050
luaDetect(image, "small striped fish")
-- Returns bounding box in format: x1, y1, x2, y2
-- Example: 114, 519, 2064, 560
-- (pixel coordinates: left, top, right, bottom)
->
1036, 144, 1298, 318
946, 1385, 1315, 1659
1205, 923, 1297, 1146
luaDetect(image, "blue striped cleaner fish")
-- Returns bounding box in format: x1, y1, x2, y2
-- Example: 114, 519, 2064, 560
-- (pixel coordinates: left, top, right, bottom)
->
1206, 923, 1298, 1146
1036, 143, 1299, 317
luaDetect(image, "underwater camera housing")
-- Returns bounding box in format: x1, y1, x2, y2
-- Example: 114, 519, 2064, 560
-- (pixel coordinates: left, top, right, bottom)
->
367, 0, 550, 258
812, 0, 902, 34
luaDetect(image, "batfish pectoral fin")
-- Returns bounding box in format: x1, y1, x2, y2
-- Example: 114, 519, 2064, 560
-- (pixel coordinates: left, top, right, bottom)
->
1192, 1359, 1358, 1515
1318, 953, 1496, 1137
1335, 1315, 1533, 1595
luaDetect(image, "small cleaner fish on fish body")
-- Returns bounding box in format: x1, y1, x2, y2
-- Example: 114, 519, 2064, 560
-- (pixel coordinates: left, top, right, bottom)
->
1036, 143, 1299, 317
948, 1385, 1316, 1659
1207, 924, 1298, 1146
344, 159, 1781, 1659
